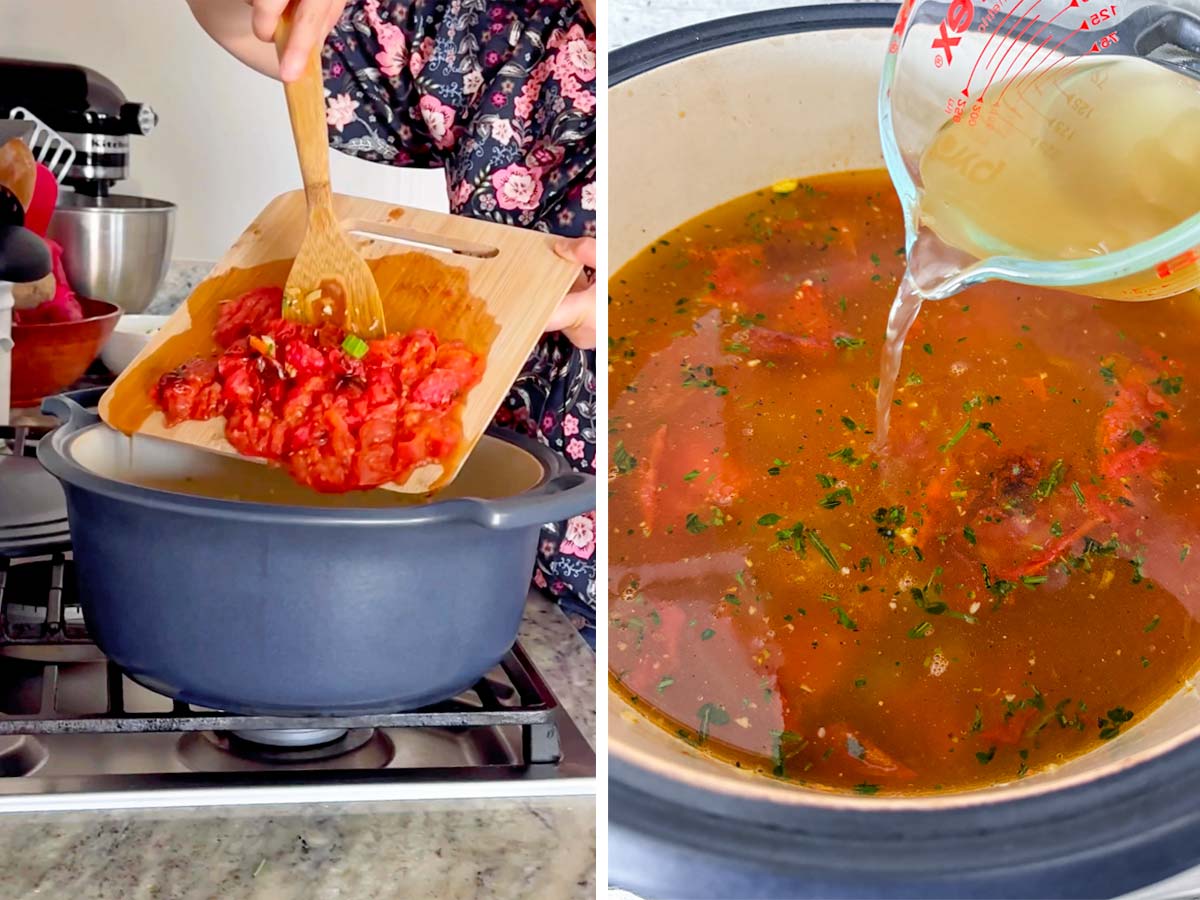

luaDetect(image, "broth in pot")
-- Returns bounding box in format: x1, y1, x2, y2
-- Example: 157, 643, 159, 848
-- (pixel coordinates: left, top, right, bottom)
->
609, 170, 1200, 794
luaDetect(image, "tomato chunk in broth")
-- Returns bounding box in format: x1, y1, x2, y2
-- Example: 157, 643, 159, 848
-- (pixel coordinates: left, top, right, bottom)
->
608, 170, 1200, 795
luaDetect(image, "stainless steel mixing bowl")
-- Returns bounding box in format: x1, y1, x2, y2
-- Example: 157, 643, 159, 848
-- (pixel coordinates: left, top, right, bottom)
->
47, 193, 175, 313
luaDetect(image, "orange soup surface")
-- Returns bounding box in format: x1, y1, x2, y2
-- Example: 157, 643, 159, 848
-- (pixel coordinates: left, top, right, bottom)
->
609, 170, 1200, 794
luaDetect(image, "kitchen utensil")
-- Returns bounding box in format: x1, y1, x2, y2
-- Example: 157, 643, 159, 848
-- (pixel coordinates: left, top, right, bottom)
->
99, 313, 166, 375
24, 164, 56, 237
99, 191, 581, 493
881, 0, 1200, 301
609, 8, 1200, 897
38, 387, 593, 715
46, 192, 175, 313
7, 106, 75, 183
273, 15, 386, 338
10, 297, 120, 407
0, 58, 158, 198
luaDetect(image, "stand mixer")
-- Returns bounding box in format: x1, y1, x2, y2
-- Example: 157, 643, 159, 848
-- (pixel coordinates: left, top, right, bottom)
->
0, 58, 175, 314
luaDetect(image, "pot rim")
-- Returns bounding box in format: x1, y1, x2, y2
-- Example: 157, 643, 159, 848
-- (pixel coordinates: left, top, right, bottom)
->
608, 8, 1200, 896
11, 297, 122, 331
38, 389, 595, 530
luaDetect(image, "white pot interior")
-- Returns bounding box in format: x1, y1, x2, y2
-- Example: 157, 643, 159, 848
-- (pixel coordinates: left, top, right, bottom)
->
609, 26, 1200, 810
64, 426, 545, 506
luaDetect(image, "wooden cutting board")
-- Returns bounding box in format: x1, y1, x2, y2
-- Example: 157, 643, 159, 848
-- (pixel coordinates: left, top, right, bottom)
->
99, 191, 582, 493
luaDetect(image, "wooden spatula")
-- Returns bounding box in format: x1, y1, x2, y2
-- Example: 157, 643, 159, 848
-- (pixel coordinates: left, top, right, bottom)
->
273, 11, 387, 339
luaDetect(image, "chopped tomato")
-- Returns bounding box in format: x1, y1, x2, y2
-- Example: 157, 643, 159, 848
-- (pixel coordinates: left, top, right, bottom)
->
152, 288, 483, 492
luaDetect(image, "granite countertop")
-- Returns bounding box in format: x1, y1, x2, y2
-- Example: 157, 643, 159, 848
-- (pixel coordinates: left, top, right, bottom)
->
0, 596, 595, 900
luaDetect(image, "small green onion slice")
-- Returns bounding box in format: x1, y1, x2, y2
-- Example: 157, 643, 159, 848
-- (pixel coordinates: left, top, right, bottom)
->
342, 335, 369, 359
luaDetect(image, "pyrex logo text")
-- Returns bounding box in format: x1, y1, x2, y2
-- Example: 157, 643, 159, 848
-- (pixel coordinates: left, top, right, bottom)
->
932, 0, 975, 64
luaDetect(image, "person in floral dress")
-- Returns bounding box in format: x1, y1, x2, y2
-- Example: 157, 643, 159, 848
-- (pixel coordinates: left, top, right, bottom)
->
188, 0, 597, 646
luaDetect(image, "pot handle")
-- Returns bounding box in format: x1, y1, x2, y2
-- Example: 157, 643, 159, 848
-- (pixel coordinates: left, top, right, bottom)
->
41, 387, 105, 429
473, 470, 595, 530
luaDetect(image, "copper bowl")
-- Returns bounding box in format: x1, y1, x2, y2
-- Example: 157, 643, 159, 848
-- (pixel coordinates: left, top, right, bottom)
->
11, 297, 121, 407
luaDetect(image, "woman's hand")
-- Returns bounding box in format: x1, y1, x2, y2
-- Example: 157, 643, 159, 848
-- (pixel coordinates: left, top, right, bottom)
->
545, 237, 596, 350
243, 0, 347, 80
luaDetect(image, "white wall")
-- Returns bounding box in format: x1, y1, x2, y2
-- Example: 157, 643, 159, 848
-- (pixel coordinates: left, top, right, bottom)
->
0, 0, 449, 260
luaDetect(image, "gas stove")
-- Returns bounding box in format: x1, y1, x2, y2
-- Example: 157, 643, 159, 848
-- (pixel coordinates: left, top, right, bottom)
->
0, 551, 594, 812
0, 421, 594, 812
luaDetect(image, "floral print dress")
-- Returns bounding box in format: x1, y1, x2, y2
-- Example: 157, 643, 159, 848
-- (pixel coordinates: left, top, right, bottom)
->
322, 0, 597, 644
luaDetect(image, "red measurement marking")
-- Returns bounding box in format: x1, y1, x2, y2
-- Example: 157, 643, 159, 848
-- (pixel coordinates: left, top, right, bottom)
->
1156, 250, 1200, 279
986, 0, 1039, 70
980, 8, 1043, 100
999, 29, 1055, 100
963, 0, 1027, 95
1030, 40, 1084, 89
1009, 4, 1086, 95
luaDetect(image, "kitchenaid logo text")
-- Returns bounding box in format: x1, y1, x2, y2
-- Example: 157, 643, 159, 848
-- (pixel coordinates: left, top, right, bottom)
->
932, 0, 975, 64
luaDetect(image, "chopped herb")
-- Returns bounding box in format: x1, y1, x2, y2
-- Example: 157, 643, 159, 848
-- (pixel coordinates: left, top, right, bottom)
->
815, 473, 837, 489
1182, 544, 1191, 563
685, 513, 707, 535
1154, 374, 1183, 395
833, 607, 858, 631
853, 783, 880, 795
614, 442, 637, 474
697, 702, 731, 743
841, 416, 859, 431
854, 678, 867, 688
757, 513, 783, 526
828, 446, 864, 466
1098, 706, 1134, 740
1063, 481, 1087, 511
963, 525, 977, 546
834, 335, 867, 350
1145, 615, 1161, 633
939, 418, 972, 453
1034, 459, 1065, 500
1021, 574, 1048, 588
971, 706, 983, 733
725, 341, 752, 355
908, 621, 933, 639
1099, 361, 1116, 385
701, 628, 716, 641
977, 422, 1002, 445
1050, 521, 1064, 538
683, 470, 700, 481
1130, 429, 1146, 446
819, 487, 855, 510
906, 372, 923, 386
923, 343, 933, 355
808, 530, 841, 571
656, 676, 675, 693
976, 747, 997, 765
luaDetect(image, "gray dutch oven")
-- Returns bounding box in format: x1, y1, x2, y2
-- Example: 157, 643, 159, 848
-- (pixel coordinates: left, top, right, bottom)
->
610, 6, 1200, 898
38, 388, 594, 716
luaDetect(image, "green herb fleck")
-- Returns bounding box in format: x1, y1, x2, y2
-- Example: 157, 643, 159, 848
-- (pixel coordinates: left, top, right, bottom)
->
697, 702, 731, 743
963, 526, 977, 546
701, 628, 716, 641
1098, 706, 1134, 740
976, 746, 997, 765
614, 442, 637, 474
1145, 615, 1161, 633
656, 676, 675, 693
757, 513, 782, 526
683, 470, 700, 482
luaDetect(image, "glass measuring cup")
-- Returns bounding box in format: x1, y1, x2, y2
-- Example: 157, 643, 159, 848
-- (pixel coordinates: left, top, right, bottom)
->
880, 0, 1200, 300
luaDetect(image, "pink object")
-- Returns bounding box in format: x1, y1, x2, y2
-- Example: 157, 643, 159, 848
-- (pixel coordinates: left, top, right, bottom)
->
24, 164, 56, 236
13, 237, 83, 325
